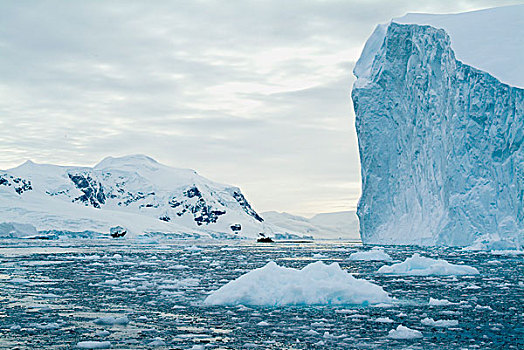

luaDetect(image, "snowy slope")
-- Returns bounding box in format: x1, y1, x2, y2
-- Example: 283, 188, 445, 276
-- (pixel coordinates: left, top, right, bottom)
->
0, 155, 270, 238
262, 211, 360, 240
352, 6, 524, 248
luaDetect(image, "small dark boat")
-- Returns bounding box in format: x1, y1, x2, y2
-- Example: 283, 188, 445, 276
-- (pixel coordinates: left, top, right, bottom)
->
256, 233, 274, 243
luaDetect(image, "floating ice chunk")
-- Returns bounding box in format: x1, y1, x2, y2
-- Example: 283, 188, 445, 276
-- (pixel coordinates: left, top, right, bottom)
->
31, 322, 60, 330
168, 264, 189, 270
185, 245, 202, 252
421, 317, 458, 327
148, 337, 166, 346
377, 254, 479, 276
387, 325, 423, 339
312, 253, 327, 258
428, 298, 457, 306
159, 278, 199, 289
76, 341, 111, 349
39, 293, 61, 299
204, 261, 392, 306
80, 255, 101, 260
374, 317, 394, 323
490, 250, 524, 256
10, 277, 30, 284
37, 306, 53, 313
102, 279, 121, 286
348, 248, 392, 262
475, 304, 493, 311
257, 321, 270, 326
93, 316, 130, 325
95, 330, 110, 337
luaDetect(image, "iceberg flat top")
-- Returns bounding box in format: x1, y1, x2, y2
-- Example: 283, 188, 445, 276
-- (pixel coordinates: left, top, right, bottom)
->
394, 5, 524, 88
204, 261, 392, 306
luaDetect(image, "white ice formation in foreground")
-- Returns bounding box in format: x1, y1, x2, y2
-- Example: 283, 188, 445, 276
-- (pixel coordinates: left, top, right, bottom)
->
348, 248, 392, 262
0, 155, 271, 239
377, 254, 479, 276
204, 261, 391, 306
352, 5, 524, 248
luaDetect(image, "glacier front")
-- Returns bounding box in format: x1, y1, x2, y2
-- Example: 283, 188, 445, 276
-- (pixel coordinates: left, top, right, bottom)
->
352, 6, 524, 247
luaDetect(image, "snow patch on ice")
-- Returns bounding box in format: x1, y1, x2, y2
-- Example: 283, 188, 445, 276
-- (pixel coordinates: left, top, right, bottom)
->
394, 5, 524, 88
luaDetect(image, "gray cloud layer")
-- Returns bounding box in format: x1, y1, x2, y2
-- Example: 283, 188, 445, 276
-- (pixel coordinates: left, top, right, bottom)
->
0, 0, 520, 215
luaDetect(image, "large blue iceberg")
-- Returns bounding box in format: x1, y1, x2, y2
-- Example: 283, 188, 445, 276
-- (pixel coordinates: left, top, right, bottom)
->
352, 6, 524, 248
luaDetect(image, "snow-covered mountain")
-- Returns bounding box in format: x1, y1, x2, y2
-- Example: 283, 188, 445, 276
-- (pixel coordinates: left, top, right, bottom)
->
262, 211, 360, 240
352, 6, 524, 248
0, 155, 270, 239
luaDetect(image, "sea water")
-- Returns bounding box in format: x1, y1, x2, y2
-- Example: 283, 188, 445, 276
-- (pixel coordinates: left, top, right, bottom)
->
0, 239, 522, 349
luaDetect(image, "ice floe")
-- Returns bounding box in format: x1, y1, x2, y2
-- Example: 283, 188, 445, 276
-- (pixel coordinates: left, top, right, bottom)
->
387, 325, 423, 339
93, 316, 130, 325
421, 317, 459, 327
76, 341, 111, 349
377, 254, 479, 276
348, 248, 392, 262
9, 277, 30, 284
428, 298, 457, 306
204, 261, 391, 306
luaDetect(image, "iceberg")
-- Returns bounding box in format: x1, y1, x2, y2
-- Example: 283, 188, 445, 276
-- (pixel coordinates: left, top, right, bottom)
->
377, 254, 479, 276
204, 261, 391, 306
352, 6, 524, 247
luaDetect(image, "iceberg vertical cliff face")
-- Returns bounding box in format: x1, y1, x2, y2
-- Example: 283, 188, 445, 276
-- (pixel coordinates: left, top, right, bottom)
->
352, 10, 524, 247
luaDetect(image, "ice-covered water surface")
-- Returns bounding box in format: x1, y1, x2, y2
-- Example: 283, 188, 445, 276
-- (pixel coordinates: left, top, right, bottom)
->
0, 240, 522, 349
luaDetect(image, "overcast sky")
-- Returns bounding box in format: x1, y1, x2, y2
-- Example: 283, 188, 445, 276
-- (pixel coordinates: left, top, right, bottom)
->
1, 0, 521, 216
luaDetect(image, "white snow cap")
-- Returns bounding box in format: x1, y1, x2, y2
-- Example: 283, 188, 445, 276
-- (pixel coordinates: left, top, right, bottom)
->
377, 254, 479, 276
204, 261, 392, 306
394, 5, 524, 88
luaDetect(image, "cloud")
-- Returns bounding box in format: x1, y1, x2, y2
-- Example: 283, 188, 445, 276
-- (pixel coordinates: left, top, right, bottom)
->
0, 0, 520, 215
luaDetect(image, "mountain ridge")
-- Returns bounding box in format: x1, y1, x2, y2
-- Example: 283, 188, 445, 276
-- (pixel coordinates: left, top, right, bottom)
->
0, 155, 268, 239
